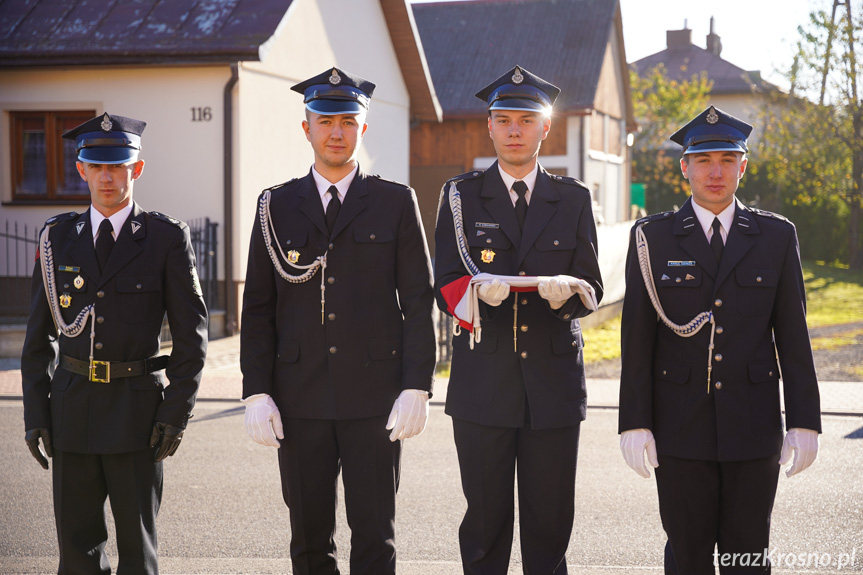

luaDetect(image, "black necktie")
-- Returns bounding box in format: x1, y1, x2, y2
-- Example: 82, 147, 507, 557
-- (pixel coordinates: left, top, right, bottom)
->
710, 217, 724, 263
96, 218, 115, 273
325, 186, 341, 234
513, 180, 528, 231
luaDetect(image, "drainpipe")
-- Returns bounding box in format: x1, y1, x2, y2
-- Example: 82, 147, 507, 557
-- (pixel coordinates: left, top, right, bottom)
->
224, 63, 239, 335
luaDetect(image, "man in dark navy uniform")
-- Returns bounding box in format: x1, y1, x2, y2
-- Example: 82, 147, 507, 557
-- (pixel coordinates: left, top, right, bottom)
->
619, 106, 821, 574
434, 65, 603, 574
21, 113, 208, 575
240, 67, 435, 575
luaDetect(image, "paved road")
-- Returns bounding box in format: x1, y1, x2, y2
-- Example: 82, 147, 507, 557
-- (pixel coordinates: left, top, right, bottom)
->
1, 399, 862, 574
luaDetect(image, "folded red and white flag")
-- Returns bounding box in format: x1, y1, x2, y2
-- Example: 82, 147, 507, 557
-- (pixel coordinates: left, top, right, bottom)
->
440, 273, 598, 337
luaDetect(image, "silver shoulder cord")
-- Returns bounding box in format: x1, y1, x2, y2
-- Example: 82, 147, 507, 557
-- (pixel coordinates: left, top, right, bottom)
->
258, 190, 329, 324
447, 180, 523, 351
39, 225, 97, 367
635, 223, 716, 393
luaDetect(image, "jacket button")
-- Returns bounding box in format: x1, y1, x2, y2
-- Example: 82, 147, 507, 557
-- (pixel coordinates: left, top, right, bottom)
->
518, 271, 526, 276
714, 354, 723, 362
553, 240, 560, 246
662, 370, 667, 375
520, 325, 528, 332
285, 239, 292, 245
756, 276, 763, 283
97, 316, 105, 324
327, 277, 335, 285
714, 298, 723, 307
328, 313, 336, 321
716, 326, 724, 334
768, 370, 774, 377
136, 283, 142, 290
63, 283, 69, 289
571, 341, 577, 347
486, 238, 492, 244
520, 298, 528, 305
391, 349, 397, 356
563, 314, 571, 319
370, 234, 376, 240
329, 346, 337, 354
328, 242, 334, 250
675, 277, 682, 283
520, 351, 528, 359
97, 291, 105, 298
95, 342, 103, 350
715, 381, 723, 390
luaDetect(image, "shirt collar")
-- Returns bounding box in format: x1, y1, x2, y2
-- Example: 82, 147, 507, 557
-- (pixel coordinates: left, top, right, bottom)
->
312, 164, 358, 202
498, 162, 538, 195
691, 198, 735, 241
90, 202, 133, 240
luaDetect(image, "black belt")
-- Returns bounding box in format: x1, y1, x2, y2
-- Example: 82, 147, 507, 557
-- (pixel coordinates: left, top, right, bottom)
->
60, 354, 169, 383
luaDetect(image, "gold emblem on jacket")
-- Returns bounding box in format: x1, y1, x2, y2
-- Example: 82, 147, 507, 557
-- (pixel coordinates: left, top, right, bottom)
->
59, 293, 72, 308
287, 250, 300, 264
481, 249, 495, 264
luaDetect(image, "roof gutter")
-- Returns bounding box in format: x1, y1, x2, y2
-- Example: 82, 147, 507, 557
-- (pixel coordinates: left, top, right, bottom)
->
223, 63, 239, 335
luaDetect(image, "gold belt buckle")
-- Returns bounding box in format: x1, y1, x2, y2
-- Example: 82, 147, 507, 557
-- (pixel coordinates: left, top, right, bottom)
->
89, 360, 110, 383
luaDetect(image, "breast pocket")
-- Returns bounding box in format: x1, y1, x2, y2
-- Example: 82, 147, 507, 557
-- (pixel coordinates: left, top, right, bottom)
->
655, 266, 704, 321
116, 273, 164, 324
468, 228, 512, 273
280, 231, 313, 265
736, 268, 778, 316
353, 227, 394, 269
533, 229, 577, 273
56, 270, 91, 323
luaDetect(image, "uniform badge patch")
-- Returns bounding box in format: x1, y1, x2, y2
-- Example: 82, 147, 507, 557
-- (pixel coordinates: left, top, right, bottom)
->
59, 293, 72, 308
190, 266, 203, 297
73, 275, 84, 289
475, 222, 500, 229
59, 266, 80, 273
76, 221, 85, 235
131, 221, 142, 235
287, 250, 300, 264
668, 261, 696, 267
481, 249, 495, 264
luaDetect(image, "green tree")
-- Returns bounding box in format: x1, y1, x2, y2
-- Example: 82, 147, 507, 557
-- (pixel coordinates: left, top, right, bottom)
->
754, 0, 863, 268
629, 63, 712, 213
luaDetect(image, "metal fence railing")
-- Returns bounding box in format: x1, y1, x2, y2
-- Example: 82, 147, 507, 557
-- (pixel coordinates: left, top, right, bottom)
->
2, 217, 219, 326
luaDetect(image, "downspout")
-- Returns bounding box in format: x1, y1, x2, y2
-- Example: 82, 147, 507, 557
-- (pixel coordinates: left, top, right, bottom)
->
224, 63, 239, 335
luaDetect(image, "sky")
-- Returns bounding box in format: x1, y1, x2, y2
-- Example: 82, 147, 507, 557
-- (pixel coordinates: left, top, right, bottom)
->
411, 0, 832, 92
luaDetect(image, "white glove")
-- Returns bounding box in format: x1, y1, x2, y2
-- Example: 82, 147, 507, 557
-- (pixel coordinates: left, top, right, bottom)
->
241, 393, 284, 448
779, 428, 819, 477
620, 428, 659, 478
537, 276, 576, 310
477, 279, 510, 307
385, 389, 430, 442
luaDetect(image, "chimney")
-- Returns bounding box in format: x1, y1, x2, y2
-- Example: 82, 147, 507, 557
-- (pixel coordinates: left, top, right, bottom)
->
706, 16, 722, 56
667, 20, 692, 50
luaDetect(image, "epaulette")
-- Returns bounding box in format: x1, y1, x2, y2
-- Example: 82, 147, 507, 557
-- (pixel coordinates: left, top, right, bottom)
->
635, 211, 674, 226
369, 174, 410, 189
749, 207, 789, 222
447, 169, 485, 184
44, 212, 79, 227
548, 173, 588, 188
263, 178, 298, 194
149, 211, 185, 228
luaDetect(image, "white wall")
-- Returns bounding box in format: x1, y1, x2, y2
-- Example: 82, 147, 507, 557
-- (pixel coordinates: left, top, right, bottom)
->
0, 66, 231, 237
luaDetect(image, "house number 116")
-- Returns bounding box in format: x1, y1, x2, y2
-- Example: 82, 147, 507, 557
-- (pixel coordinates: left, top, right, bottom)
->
191, 107, 213, 122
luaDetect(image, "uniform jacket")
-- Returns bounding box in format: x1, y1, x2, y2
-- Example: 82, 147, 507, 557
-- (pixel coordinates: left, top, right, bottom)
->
618, 197, 821, 461
434, 162, 603, 429
240, 167, 436, 420
21, 203, 208, 454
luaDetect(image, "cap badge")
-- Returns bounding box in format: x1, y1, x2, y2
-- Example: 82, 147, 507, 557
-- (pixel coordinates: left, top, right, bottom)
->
73, 275, 84, 289
100, 113, 113, 132
329, 69, 341, 85
512, 67, 524, 85
481, 249, 495, 264
287, 250, 300, 264
59, 293, 72, 308
706, 107, 719, 125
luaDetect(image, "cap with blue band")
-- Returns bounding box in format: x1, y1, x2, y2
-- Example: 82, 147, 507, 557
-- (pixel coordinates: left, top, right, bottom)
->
475, 65, 560, 115
670, 105, 753, 155
62, 113, 146, 164
291, 67, 376, 115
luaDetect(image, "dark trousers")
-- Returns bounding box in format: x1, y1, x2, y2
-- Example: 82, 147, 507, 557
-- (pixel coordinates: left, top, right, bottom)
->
655, 454, 781, 575
53, 448, 162, 575
452, 417, 581, 575
277, 415, 401, 575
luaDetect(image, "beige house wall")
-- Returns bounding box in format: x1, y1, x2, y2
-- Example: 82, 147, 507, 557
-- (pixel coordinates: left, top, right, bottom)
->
0, 65, 230, 234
